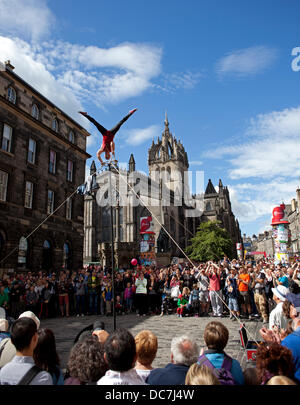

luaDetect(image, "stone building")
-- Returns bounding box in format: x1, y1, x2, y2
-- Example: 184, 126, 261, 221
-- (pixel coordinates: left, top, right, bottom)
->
84, 114, 242, 268
0, 61, 91, 274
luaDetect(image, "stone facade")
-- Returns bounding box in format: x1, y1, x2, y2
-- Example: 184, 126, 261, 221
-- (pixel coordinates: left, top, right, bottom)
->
0, 61, 91, 274
288, 190, 300, 254
84, 114, 242, 267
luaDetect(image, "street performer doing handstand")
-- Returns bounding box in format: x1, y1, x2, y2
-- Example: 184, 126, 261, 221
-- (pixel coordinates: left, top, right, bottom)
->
79, 109, 137, 165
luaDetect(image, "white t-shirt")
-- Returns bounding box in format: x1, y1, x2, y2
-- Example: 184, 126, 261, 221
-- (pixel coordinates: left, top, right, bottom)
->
269, 302, 288, 330
135, 368, 152, 382
97, 368, 147, 385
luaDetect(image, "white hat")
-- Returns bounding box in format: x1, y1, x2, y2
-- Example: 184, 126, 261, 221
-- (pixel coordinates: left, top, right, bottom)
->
0, 318, 8, 332
271, 285, 289, 302
18, 311, 40, 329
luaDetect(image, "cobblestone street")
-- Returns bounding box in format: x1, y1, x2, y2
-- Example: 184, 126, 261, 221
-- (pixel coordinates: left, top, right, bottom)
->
42, 313, 263, 373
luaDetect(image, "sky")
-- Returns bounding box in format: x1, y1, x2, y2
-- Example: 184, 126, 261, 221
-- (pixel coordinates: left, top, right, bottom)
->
1, 0, 300, 238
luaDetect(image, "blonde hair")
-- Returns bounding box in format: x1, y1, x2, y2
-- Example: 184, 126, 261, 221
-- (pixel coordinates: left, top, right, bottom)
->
185, 363, 220, 385
266, 376, 297, 385
135, 330, 158, 366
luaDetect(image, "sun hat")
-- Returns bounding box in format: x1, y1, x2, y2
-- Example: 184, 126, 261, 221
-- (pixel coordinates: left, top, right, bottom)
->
271, 285, 289, 302
18, 311, 40, 329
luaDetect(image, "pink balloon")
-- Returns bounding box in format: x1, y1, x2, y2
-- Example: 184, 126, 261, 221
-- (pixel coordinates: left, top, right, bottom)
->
131, 258, 137, 266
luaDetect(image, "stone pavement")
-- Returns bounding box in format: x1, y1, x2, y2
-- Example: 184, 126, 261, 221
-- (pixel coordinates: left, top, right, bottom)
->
42, 313, 263, 372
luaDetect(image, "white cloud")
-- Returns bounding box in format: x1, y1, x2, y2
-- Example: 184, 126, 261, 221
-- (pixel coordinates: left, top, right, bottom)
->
204, 106, 300, 180
0, 0, 55, 41
216, 45, 278, 78
124, 125, 159, 146
189, 160, 203, 166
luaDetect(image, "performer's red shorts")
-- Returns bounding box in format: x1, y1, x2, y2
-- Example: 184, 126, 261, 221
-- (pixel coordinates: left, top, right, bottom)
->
102, 131, 115, 151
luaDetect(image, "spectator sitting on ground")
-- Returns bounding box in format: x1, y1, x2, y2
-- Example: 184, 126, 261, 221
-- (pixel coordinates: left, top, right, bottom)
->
98, 328, 146, 385
146, 335, 199, 385
134, 330, 158, 381
185, 363, 220, 385
33, 328, 64, 385
197, 321, 245, 385
0, 317, 52, 385
255, 342, 296, 384
65, 336, 108, 385
0, 311, 40, 369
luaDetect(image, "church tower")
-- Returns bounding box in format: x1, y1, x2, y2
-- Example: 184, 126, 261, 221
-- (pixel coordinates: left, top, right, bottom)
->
148, 113, 189, 198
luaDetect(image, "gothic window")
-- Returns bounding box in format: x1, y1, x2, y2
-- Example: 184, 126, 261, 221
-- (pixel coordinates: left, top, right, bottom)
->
69, 130, 75, 143
168, 143, 173, 157
31, 104, 39, 120
52, 118, 58, 132
206, 202, 212, 211
7, 87, 16, 104
157, 147, 161, 158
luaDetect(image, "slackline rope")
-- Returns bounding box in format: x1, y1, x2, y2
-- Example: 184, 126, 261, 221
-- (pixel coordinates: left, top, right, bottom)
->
111, 162, 260, 345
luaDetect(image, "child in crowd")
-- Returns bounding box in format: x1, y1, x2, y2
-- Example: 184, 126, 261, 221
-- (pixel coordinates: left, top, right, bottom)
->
188, 284, 200, 317
177, 287, 190, 318
124, 282, 133, 313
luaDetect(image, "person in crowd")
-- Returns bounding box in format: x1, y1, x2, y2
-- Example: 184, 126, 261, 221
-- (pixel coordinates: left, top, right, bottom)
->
9, 281, 22, 319
188, 284, 200, 317
65, 336, 108, 385
103, 281, 113, 316
207, 263, 223, 317
269, 285, 289, 330
159, 277, 172, 317
148, 274, 159, 315
25, 284, 38, 315
33, 328, 64, 385
185, 363, 220, 385
0, 317, 52, 385
243, 367, 259, 385
197, 321, 244, 385
74, 275, 86, 317
226, 269, 240, 321
252, 267, 269, 324
266, 375, 297, 385
135, 272, 148, 317
124, 282, 134, 313
39, 281, 51, 319
238, 267, 252, 320
177, 287, 190, 318
98, 328, 146, 385
197, 268, 210, 317
0, 284, 9, 315
58, 274, 69, 317
146, 335, 199, 385
134, 330, 158, 382
87, 270, 100, 316
0, 311, 40, 368
255, 342, 296, 384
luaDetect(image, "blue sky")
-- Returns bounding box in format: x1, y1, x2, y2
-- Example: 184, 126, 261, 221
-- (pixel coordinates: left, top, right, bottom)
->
1, 0, 300, 238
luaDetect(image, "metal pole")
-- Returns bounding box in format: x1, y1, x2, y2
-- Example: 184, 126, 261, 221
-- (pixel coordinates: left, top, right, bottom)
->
108, 163, 116, 331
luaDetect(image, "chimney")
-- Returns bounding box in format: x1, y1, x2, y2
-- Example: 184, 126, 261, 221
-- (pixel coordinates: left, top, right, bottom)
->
5, 60, 15, 71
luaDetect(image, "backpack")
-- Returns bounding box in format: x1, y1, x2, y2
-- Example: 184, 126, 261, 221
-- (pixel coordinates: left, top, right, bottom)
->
197, 353, 236, 385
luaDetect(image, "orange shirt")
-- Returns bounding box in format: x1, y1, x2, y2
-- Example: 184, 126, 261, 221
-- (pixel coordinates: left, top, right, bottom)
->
238, 273, 250, 292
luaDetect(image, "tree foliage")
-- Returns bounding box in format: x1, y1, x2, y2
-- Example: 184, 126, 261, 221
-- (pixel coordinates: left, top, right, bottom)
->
186, 220, 233, 262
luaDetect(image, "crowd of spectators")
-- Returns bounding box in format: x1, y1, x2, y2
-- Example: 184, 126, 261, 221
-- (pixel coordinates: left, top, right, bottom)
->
1, 257, 300, 323
0, 256, 300, 385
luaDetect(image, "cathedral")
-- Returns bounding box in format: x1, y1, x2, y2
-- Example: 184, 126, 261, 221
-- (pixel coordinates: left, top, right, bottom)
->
83, 114, 242, 268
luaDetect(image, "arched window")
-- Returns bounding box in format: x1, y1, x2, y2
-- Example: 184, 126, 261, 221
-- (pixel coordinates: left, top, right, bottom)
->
157, 147, 161, 158
31, 104, 39, 120
43, 240, 51, 249
52, 118, 58, 132
167, 167, 171, 181
69, 130, 75, 143
7, 87, 16, 104
206, 202, 212, 211
168, 143, 173, 157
